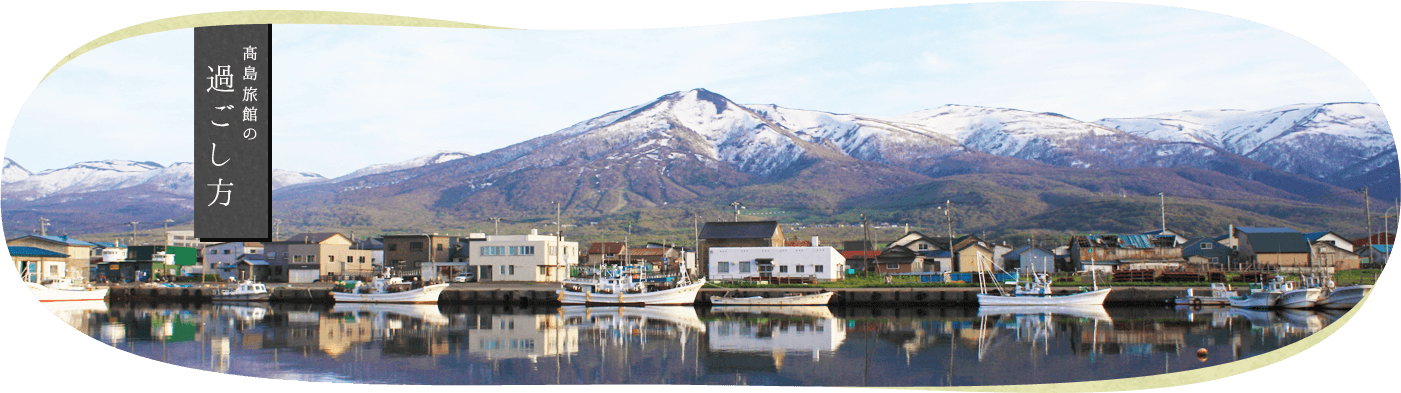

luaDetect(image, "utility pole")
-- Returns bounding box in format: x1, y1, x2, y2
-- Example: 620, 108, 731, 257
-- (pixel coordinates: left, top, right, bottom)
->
946, 201, 954, 271
1357, 188, 1372, 246
1159, 192, 1166, 232
731, 201, 743, 222
489, 217, 502, 235
39, 218, 49, 236
128, 222, 139, 245
163, 219, 174, 245
273, 218, 282, 240
861, 214, 871, 274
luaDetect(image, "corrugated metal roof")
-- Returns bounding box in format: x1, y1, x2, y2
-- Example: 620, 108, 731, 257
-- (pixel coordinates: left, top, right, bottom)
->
1247, 232, 1311, 253
1236, 227, 1299, 234
13, 235, 97, 247
7, 246, 69, 257
698, 221, 779, 240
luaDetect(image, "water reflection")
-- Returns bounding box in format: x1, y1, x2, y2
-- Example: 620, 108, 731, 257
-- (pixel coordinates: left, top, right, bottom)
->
44, 302, 1339, 386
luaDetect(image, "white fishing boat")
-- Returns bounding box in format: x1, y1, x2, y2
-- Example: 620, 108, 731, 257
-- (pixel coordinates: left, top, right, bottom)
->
558, 268, 705, 306
330, 276, 448, 304
26, 278, 109, 302
976, 269, 1112, 306
1316, 284, 1373, 309
1229, 276, 1290, 309
1174, 283, 1235, 306
1278, 275, 1324, 309
710, 291, 834, 306
211, 280, 271, 301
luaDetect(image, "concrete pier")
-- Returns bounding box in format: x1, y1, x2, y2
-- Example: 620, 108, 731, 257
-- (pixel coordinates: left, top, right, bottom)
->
104, 284, 1187, 306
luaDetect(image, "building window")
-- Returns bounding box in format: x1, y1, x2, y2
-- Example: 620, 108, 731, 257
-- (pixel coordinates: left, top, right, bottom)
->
208, 249, 217, 255
508, 246, 535, 256
1211, 257, 1220, 264
359, 257, 365, 263
718, 262, 730, 273
500, 265, 507, 274
410, 242, 423, 252
539, 266, 547, 276
509, 265, 515, 275
739, 262, 751, 273
815, 265, 824, 273
224, 249, 231, 254
887, 263, 898, 269
919, 243, 928, 250
294, 255, 302, 263
779, 265, 788, 273
388, 244, 398, 251
796, 265, 804, 273
1201, 243, 1213, 249
328, 255, 335, 262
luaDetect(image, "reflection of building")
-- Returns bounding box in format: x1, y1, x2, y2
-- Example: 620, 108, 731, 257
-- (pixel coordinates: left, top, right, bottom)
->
467, 313, 579, 360
323, 304, 454, 357
707, 317, 846, 361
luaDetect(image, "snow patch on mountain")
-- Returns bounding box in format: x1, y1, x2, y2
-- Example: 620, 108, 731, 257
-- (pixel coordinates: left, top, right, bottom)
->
273, 169, 328, 189
1, 159, 189, 201
335, 150, 472, 181
3, 158, 32, 183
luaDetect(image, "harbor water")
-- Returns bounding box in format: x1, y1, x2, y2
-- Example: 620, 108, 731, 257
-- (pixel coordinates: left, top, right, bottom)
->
43, 301, 1340, 386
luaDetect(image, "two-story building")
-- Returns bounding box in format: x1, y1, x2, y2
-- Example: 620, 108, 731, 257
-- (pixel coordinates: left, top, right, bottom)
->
698, 221, 785, 278
7, 235, 97, 281
203, 242, 264, 280
708, 246, 845, 282
381, 234, 457, 276
264, 233, 375, 283
468, 230, 578, 282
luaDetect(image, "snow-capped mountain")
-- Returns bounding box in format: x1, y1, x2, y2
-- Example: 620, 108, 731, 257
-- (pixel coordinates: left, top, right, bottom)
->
333, 151, 472, 181
1097, 103, 1394, 179
0, 159, 191, 201
273, 169, 328, 189
3, 158, 31, 183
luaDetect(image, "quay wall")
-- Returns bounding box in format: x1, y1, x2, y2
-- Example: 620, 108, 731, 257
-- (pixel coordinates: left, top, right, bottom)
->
104, 285, 1185, 306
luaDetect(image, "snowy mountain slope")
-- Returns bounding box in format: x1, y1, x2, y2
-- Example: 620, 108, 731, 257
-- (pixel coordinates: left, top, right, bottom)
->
3, 158, 31, 183
1097, 103, 1393, 179
0, 160, 187, 201
273, 169, 327, 190
333, 150, 472, 181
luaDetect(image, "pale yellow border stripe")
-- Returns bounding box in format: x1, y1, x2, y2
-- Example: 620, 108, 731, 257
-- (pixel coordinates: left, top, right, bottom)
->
39, 9, 1370, 392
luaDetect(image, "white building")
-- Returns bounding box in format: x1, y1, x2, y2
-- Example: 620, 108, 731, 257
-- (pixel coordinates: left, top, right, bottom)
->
708, 246, 846, 282
166, 230, 218, 249
468, 230, 578, 282
203, 241, 263, 278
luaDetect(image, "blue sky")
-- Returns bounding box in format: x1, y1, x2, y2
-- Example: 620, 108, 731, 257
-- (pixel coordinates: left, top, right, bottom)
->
6, 2, 1376, 178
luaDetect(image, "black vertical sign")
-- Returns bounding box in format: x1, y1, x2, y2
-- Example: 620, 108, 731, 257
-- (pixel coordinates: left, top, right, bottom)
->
195, 25, 271, 241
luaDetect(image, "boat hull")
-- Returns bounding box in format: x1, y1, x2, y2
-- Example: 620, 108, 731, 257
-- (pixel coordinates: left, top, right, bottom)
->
1174, 296, 1232, 306
1229, 291, 1281, 308
212, 293, 271, 302
976, 288, 1112, 306
330, 283, 448, 304
711, 292, 834, 306
1316, 285, 1372, 309
27, 283, 109, 302
559, 280, 705, 305
1278, 288, 1322, 309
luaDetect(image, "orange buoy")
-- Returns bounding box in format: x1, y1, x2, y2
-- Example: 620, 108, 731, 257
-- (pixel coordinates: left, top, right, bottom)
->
1196, 348, 1208, 362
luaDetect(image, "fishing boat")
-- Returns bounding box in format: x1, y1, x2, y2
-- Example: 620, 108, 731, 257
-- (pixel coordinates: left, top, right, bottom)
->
26, 278, 109, 302
1229, 276, 1290, 309
1316, 284, 1373, 309
1278, 275, 1324, 309
558, 267, 705, 306
976, 269, 1112, 306
330, 275, 448, 304
710, 291, 834, 306
211, 280, 271, 301
1174, 283, 1236, 306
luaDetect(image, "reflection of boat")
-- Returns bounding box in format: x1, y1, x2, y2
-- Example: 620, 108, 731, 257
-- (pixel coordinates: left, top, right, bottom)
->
559, 268, 704, 305
711, 291, 834, 306
1277, 309, 1325, 333
976, 305, 1112, 321
708, 306, 836, 319
212, 281, 270, 301
1316, 285, 1373, 309
976, 271, 1111, 306
560, 305, 707, 332
330, 303, 450, 324
1174, 283, 1234, 306
41, 299, 107, 327
1230, 307, 1280, 326
219, 303, 271, 322
1229, 277, 1289, 308
330, 276, 448, 304
26, 279, 109, 302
